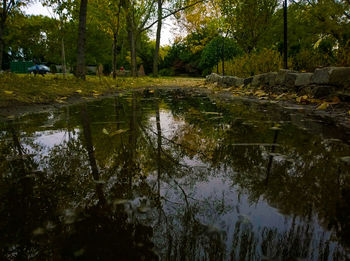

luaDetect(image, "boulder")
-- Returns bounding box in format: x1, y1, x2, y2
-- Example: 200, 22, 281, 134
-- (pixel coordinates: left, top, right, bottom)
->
295, 73, 313, 87
275, 69, 294, 85
219, 76, 244, 87
266, 72, 278, 86
251, 73, 266, 87
206, 73, 222, 83
252, 72, 277, 87
286, 72, 313, 88
312, 67, 350, 87
311, 85, 335, 98
244, 77, 253, 85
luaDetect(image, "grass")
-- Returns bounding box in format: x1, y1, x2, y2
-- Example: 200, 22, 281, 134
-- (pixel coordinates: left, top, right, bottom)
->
0, 73, 205, 107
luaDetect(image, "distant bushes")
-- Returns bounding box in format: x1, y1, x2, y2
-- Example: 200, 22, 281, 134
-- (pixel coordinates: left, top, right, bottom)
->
216, 49, 282, 77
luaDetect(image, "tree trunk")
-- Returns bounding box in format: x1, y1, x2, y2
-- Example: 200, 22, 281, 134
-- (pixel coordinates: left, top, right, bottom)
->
0, 23, 4, 71
152, 0, 162, 77
112, 33, 117, 79
61, 37, 66, 77
126, 3, 137, 78
76, 0, 88, 80
129, 29, 137, 77
112, 3, 122, 80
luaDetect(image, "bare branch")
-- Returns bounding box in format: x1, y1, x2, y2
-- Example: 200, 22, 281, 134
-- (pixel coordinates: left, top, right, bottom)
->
140, 0, 205, 32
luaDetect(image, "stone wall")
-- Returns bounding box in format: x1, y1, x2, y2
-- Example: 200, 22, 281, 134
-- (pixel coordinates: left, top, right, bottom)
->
206, 67, 350, 100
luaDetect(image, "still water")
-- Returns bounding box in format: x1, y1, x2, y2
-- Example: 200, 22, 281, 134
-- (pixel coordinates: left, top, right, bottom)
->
1, 89, 350, 260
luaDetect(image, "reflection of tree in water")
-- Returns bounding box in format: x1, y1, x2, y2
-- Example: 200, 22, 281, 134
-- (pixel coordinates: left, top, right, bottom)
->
0, 108, 157, 260
1, 90, 350, 260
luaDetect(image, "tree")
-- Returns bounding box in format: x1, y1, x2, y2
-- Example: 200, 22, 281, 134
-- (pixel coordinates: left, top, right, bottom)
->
0, 0, 29, 70
91, 0, 123, 79
152, 0, 208, 77
220, 0, 278, 52
76, 0, 88, 79
199, 36, 242, 74
42, 0, 76, 77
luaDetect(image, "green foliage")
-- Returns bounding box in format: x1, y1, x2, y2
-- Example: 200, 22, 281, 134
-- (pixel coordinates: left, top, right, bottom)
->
199, 36, 242, 75
158, 68, 175, 76
220, 0, 278, 52
216, 49, 282, 77
291, 48, 334, 72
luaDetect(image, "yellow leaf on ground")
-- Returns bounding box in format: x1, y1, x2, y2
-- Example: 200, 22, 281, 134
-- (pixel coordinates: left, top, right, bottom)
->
316, 102, 329, 110
4, 90, 14, 95
109, 129, 128, 136
276, 93, 286, 99
329, 96, 340, 105
56, 99, 66, 103
75, 90, 82, 93
102, 128, 109, 135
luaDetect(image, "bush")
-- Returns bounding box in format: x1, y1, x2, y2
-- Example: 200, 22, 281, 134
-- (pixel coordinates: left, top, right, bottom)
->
216, 49, 282, 77
158, 68, 175, 76
336, 41, 350, 66
292, 48, 334, 72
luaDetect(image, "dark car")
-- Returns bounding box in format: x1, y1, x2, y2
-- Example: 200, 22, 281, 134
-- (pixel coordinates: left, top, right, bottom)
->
28, 65, 50, 75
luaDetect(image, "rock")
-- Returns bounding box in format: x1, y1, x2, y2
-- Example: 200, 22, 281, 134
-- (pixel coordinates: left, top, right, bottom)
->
312, 67, 350, 87
275, 69, 294, 85
221, 76, 236, 86
252, 72, 277, 87
244, 77, 253, 85
311, 85, 335, 98
285, 73, 313, 90
206, 73, 222, 83
251, 73, 266, 87
218, 76, 244, 87
266, 72, 278, 86
295, 73, 313, 87
235, 77, 244, 87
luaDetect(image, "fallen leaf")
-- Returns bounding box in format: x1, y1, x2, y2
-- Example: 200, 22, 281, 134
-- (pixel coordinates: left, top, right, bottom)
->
4, 90, 13, 95
340, 156, 350, 163
328, 96, 340, 105
102, 128, 109, 135
75, 90, 82, 93
316, 102, 329, 110
109, 129, 128, 136
276, 93, 286, 99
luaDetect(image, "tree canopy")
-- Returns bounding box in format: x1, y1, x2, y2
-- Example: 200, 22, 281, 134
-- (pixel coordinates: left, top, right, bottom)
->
1, 0, 350, 76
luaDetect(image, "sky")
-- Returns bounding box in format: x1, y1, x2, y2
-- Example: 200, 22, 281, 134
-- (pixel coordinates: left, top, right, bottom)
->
23, 2, 178, 46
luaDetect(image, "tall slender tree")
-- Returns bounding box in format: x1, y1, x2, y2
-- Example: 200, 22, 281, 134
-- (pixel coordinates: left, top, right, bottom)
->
76, 0, 88, 79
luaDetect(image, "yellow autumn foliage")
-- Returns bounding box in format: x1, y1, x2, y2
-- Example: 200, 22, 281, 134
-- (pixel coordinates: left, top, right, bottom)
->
216, 49, 282, 78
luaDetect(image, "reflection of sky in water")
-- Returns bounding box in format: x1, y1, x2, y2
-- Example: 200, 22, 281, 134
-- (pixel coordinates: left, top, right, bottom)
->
35, 130, 79, 148
147, 106, 340, 260
23, 129, 80, 165
2, 93, 349, 260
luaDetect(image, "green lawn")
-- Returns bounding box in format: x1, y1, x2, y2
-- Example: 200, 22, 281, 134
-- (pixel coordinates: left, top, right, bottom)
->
0, 73, 204, 107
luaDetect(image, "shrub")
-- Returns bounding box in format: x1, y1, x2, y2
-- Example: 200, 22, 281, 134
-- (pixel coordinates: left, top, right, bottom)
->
336, 41, 350, 67
216, 49, 282, 77
158, 68, 175, 76
292, 48, 334, 72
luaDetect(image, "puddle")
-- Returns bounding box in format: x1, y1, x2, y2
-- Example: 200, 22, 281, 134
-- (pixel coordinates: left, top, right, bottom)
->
0, 89, 350, 260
